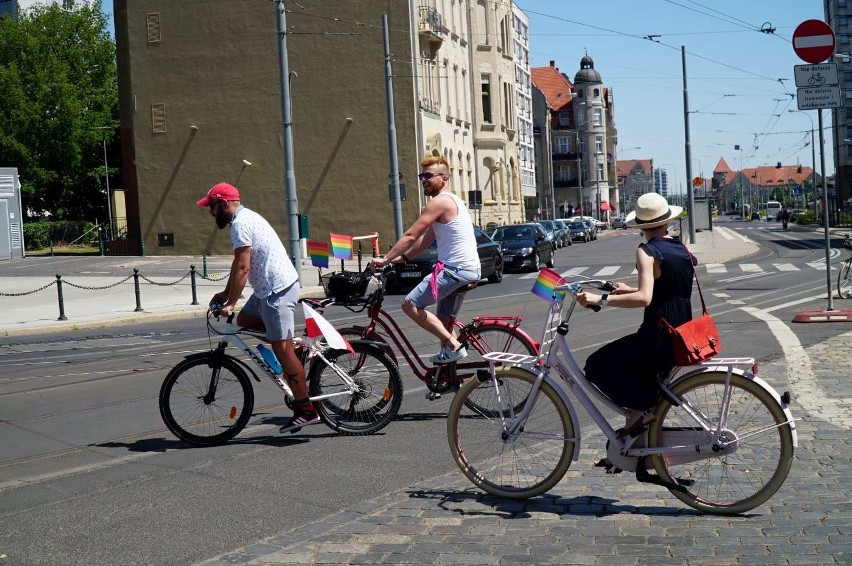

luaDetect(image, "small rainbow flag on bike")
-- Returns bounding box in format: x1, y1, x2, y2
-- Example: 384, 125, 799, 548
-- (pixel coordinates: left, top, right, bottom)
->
306, 240, 329, 268
531, 267, 566, 303
330, 232, 353, 260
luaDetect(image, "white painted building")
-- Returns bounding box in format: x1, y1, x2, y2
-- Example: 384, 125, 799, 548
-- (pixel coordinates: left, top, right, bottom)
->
512, 3, 536, 205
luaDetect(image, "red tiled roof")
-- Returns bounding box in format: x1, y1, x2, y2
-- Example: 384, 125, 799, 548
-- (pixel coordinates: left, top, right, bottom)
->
714, 157, 732, 173
741, 165, 814, 186
616, 159, 653, 177
531, 64, 574, 111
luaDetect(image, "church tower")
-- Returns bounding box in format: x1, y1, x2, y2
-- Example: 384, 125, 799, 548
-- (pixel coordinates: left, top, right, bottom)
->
573, 55, 611, 219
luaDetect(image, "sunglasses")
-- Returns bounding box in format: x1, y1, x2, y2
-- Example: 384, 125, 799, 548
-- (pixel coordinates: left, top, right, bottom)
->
418, 172, 446, 182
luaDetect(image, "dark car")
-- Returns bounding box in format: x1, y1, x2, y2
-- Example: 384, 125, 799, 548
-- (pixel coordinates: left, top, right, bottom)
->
490, 223, 554, 273
553, 220, 573, 246
385, 227, 504, 294
535, 220, 562, 250
566, 220, 592, 243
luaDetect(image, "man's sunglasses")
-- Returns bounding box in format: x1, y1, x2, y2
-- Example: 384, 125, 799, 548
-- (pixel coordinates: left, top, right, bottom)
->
418, 172, 446, 181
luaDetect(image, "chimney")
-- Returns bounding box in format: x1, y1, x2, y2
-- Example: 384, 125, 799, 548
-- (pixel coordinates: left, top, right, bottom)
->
550, 60, 555, 67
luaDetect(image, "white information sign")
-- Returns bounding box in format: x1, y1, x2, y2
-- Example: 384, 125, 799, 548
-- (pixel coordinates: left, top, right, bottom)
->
794, 63, 838, 87
797, 86, 841, 110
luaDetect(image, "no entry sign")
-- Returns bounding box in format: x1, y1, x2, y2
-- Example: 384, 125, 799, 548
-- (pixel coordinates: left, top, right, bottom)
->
793, 19, 835, 64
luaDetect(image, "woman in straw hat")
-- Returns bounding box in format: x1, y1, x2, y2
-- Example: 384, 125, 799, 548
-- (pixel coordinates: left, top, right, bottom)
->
577, 193, 695, 450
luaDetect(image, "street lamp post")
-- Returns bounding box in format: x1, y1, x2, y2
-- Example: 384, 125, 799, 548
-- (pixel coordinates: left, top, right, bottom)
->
96, 126, 112, 240
788, 109, 817, 212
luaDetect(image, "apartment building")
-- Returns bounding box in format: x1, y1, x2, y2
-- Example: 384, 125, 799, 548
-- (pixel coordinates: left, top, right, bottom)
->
512, 4, 536, 215
113, 0, 521, 255
825, 0, 852, 215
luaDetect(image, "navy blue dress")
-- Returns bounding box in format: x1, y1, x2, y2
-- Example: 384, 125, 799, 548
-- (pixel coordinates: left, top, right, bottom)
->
584, 237, 695, 410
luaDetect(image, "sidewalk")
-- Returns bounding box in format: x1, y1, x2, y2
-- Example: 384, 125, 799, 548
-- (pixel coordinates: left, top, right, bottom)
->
0, 226, 756, 337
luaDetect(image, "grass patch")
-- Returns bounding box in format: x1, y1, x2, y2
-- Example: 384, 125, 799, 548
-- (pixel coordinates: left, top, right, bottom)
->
28, 246, 100, 256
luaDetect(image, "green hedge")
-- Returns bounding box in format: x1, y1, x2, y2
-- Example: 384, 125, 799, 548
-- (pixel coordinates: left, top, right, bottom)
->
23, 221, 97, 250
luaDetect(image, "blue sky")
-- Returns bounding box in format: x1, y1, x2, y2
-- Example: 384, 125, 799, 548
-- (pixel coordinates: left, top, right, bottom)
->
21, 1, 829, 193
516, 0, 829, 193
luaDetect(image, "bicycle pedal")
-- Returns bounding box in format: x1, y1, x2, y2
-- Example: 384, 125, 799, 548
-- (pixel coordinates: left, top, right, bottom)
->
425, 391, 442, 401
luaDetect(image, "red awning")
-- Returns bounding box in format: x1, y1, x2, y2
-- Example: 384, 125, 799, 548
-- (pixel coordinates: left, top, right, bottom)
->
599, 202, 612, 211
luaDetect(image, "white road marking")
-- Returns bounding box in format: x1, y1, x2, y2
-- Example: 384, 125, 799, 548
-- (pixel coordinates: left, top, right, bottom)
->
705, 263, 727, 273
742, 307, 852, 429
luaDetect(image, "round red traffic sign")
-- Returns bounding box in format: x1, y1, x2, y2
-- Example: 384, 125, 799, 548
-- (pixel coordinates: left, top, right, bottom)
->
793, 19, 835, 64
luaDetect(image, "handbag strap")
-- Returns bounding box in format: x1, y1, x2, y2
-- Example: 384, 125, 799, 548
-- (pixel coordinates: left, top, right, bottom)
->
654, 242, 708, 330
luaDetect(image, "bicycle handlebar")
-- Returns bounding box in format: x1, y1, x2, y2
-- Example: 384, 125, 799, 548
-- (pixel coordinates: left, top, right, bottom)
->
554, 279, 616, 313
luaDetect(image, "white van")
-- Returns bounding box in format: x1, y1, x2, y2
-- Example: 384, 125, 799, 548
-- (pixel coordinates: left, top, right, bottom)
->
766, 201, 782, 221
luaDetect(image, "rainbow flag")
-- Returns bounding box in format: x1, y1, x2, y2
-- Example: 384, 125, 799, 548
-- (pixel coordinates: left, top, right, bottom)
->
329, 232, 353, 260
307, 240, 329, 268
531, 268, 566, 303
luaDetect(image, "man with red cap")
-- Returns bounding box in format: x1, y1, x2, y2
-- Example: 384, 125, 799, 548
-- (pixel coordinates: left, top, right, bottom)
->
197, 182, 318, 433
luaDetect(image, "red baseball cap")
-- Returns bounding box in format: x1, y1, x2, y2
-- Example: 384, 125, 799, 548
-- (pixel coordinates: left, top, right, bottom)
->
196, 182, 240, 207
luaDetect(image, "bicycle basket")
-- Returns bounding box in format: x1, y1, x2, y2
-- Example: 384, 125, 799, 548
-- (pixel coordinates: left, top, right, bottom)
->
321, 271, 370, 303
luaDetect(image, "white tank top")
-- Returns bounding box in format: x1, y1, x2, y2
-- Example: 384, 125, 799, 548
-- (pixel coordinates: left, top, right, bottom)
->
432, 193, 480, 271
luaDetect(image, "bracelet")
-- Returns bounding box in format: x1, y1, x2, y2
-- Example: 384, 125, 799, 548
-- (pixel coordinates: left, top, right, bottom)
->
401, 253, 410, 262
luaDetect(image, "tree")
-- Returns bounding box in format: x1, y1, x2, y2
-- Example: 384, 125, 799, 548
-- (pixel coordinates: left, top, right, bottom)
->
0, 0, 117, 221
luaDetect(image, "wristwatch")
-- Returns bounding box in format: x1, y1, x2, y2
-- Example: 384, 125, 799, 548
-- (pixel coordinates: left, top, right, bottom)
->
401, 253, 410, 262
600, 294, 609, 307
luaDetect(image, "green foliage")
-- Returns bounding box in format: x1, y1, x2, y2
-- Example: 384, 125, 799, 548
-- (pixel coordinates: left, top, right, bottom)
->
23, 220, 97, 250
23, 220, 52, 250
0, 1, 118, 221
795, 211, 817, 225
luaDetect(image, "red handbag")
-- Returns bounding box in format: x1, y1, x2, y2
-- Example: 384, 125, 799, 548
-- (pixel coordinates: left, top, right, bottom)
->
657, 260, 721, 366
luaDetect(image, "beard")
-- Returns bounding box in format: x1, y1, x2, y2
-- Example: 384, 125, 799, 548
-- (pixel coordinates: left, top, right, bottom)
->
215, 208, 230, 229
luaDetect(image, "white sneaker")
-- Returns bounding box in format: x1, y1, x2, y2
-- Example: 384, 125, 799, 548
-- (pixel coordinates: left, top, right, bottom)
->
431, 346, 467, 365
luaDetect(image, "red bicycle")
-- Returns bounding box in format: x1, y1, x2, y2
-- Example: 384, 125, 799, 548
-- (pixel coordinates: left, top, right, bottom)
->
306, 269, 538, 401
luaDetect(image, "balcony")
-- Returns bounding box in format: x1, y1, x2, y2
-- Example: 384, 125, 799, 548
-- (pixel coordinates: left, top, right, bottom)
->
552, 152, 578, 161
418, 6, 445, 48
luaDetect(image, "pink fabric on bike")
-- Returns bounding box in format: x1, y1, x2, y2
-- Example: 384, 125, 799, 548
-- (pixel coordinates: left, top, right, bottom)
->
430, 261, 444, 301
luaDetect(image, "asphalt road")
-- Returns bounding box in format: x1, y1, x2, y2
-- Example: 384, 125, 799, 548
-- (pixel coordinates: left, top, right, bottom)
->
1, 224, 848, 565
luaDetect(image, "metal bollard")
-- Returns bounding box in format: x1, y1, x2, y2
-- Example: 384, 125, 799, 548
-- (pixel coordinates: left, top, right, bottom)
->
50, 241, 54, 257
133, 268, 143, 312
190, 265, 199, 305
55, 274, 67, 321
357, 242, 363, 271
202, 254, 208, 278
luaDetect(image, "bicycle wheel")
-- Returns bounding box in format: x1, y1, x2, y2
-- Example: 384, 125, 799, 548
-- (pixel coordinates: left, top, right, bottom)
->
447, 367, 576, 499
647, 371, 794, 515
463, 323, 538, 415
159, 354, 254, 445
837, 261, 852, 299
307, 341, 403, 435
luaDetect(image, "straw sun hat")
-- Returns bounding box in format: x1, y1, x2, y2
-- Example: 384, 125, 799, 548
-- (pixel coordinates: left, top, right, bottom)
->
625, 193, 684, 229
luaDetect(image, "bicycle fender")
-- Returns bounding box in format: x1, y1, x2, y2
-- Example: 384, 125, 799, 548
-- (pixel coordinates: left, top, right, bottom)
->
181, 351, 262, 383
671, 366, 798, 448
470, 319, 541, 353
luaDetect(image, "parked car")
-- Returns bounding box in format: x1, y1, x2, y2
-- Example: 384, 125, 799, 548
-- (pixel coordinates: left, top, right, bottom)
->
612, 216, 628, 229
566, 220, 592, 243
570, 217, 598, 240
554, 220, 573, 246
384, 227, 504, 294
490, 223, 555, 273
535, 220, 562, 250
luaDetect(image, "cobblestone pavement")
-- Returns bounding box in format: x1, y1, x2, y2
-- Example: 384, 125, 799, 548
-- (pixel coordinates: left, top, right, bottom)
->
198, 332, 852, 566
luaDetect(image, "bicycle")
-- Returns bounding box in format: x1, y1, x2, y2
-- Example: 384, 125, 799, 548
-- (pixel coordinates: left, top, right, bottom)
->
309, 268, 538, 402
159, 301, 403, 445
837, 233, 852, 299
447, 277, 798, 515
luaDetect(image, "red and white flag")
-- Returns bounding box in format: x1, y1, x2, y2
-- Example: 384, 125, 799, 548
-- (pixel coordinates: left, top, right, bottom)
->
302, 303, 354, 353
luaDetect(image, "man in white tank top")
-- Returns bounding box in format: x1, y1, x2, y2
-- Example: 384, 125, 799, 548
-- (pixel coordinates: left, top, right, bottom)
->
369, 156, 481, 365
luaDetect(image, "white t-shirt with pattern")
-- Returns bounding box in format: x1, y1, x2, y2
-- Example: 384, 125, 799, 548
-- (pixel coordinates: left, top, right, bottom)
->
230, 206, 298, 298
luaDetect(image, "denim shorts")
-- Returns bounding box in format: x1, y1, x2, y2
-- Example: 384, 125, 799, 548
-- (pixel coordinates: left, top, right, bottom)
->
405, 265, 481, 320
241, 282, 300, 341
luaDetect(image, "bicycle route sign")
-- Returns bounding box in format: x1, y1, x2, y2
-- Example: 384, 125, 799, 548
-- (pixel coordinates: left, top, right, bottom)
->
792, 19, 835, 64
794, 63, 838, 87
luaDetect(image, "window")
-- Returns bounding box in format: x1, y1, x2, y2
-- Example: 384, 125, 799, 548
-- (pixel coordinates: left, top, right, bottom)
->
146, 13, 162, 43
151, 103, 166, 133
558, 111, 571, 127
593, 88, 600, 97
843, 34, 850, 45
595, 135, 603, 153
597, 163, 605, 181
593, 108, 602, 126
481, 76, 492, 123
555, 137, 570, 153
578, 110, 586, 126
845, 88, 852, 99
842, 15, 849, 26
579, 139, 586, 154
845, 70, 852, 82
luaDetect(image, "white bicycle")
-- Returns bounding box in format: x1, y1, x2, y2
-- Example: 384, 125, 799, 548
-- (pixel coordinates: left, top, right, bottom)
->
447, 278, 798, 515
159, 301, 402, 445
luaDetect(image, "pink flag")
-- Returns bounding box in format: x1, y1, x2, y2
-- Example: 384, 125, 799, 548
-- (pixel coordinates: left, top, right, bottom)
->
301, 302, 354, 353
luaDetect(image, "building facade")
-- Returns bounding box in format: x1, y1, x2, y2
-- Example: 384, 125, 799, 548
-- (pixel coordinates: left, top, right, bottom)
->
468, 0, 524, 227
616, 159, 654, 214
826, 0, 852, 217
511, 3, 536, 215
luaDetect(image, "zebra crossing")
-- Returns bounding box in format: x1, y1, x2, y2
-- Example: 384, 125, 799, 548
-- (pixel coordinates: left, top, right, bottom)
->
517, 258, 836, 281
